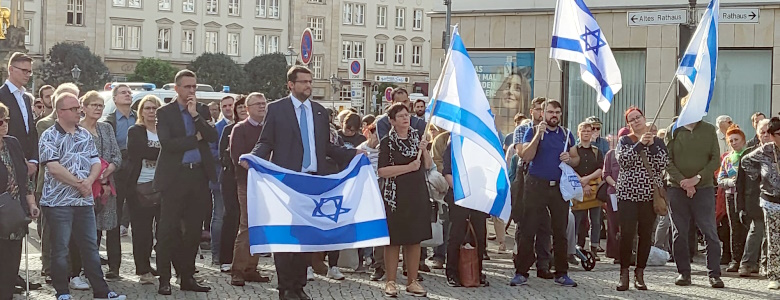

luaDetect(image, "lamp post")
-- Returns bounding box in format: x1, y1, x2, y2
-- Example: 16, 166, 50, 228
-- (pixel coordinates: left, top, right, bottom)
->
285, 46, 297, 66
71, 64, 81, 91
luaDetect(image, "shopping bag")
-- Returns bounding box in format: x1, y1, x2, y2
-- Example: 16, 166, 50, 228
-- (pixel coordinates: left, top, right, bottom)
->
558, 128, 583, 202
459, 222, 481, 287
647, 246, 670, 266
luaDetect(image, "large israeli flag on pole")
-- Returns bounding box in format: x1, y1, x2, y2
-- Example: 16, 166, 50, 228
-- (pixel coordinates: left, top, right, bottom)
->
550, 0, 622, 112
427, 27, 512, 222
675, 0, 719, 128
240, 154, 389, 253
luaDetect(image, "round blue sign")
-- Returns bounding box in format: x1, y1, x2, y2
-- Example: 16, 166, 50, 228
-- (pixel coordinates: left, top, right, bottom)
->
300, 29, 313, 65
350, 61, 361, 74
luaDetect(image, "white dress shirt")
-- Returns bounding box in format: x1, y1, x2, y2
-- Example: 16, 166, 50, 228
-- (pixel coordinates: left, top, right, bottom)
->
291, 94, 317, 173
4, 80, 29, 133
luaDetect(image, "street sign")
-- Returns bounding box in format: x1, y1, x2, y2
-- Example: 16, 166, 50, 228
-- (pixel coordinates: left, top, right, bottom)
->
348, 59, 365, 80
627, 10, 687, 26
300, 28, 313, 65
350, 80, 363, 107
697, 8, 759, 24
385, 87, 394, 102
376, 75, 409, 83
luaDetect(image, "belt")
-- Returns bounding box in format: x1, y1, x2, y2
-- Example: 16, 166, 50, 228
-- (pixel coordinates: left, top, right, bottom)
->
181, 162, 202, 169
528, 175, 558, 187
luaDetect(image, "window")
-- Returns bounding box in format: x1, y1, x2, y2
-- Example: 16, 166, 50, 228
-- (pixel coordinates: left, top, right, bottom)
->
395, 7, 405, 29
375, 43, 385, 64
353, 41, 364, 59
268, 36, 279, 53
340, 86, 351, 101
412, 45, 422, 66
254, 34, 266, 55
129, 0, 141, 8
113, 0, 125, 6
312, 55, 323, 79
111, 25, 125, 49
394, 44, 404, 65
158, 0, 171, 10
355, 4, 365, 25
309, 0, 324, 3
228, 0, 240, 16
182, 0, 195, 12
307, 17, 324, 41
268, 0, 279, 18
256, 0, 279, 18
413, 9, 423, 30
341, 41, 352, 62
206, 0, 218, 14
23, 19, 31, 45
255, 0, 265, 17
343, 3, 352, 25
182, 29, 194, 53
127, 26, 141, 50
157, 28, 170, 52
66, 0, 84, 26
205, 31, 218, 52
227, 33, 240, 56
377, 6, 386, 27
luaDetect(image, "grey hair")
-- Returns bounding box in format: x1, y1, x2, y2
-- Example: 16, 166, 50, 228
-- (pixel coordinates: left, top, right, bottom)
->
716, 115, 732, 125
758, 118, 770, 130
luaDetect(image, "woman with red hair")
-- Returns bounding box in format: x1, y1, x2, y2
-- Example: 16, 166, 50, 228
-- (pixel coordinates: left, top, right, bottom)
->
716, 124, 748, 273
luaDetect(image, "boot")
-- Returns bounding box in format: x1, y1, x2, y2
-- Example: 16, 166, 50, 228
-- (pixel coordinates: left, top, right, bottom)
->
616, 268, 629, 291
591, 246, 600, 261
634, 268, 647, 290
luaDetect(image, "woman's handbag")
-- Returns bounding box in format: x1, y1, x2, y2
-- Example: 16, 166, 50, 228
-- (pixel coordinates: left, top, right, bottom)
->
0, 192, 30, 237
596, 182, 609, 202
640, 149, 667, 216
420, 211, 444, 248
136, 182, 161, 207
459, 221, 481, 288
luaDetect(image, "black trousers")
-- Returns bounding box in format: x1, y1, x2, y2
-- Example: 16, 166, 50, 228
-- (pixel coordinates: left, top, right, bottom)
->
156, 166, 211, 280
725, 193, 747, 264
275, 252, 311, 292
129, 190, 160, 275
0, 239, 22, 300
618, 201, 656, 269
105, 162, 132, 271
220, 171, 240, 264
516, 175, 570, 277
445, 196, 486, 279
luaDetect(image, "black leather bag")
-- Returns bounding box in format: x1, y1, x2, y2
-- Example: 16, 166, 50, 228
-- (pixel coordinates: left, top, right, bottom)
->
0, 192, 30, 237
136, 182, 161, 208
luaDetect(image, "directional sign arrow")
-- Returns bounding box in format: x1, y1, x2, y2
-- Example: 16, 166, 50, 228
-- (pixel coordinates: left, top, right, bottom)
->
749, 11, 757, 20
631, 15, 638, 23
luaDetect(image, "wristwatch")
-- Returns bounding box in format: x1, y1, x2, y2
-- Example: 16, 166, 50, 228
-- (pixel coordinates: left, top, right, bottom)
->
695, 174, 702, 180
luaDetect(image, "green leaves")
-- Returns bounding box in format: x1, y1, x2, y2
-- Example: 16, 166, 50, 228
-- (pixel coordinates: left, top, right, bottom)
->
39, 42, 110, 93
127, 57, 178, 88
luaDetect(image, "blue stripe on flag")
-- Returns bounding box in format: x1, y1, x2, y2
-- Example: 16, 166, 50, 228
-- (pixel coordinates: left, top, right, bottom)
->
451, 135, 466, 200
551, 37, 583, 53
488, 167, 509, 216
680, 54, 696, 68
431, 101, 504, 156
704, 15, 718, 113
245, 155, 371, 195
248, 219, 389, 245
582, 59, 615, 102
450, 33, 470, 60
574, 0, 593, 15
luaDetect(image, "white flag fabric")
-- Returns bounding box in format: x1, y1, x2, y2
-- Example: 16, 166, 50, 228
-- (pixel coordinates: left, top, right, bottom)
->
427, 27, 512, 222
675, 0, 719, 128
241, 154, 389, 253
550, 0, 622, 112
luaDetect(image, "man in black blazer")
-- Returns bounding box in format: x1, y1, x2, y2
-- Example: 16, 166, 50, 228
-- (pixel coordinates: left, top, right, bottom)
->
1, 52, 38, 175
153, 70, 217, 295
244, 66, 360, 300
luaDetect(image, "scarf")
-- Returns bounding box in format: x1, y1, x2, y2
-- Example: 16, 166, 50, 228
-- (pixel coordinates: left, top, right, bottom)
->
729, 148, 746, 168
382, 126, 420, 212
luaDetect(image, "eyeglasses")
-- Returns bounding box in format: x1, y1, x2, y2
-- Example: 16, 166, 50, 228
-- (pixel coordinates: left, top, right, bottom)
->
87, 103, 104, 109
59, 107, 81, 113
592, 127, 601, 130
0, 118, 9, 126
11, 65, 32, 76
246, 102, 266, 107
627, 115, 644, 123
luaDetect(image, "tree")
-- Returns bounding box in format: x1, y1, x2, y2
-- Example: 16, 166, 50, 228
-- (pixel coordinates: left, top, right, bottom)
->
243, 53, 288, 100
39, 42, 110, 92
127, 57, 179, 88
187, 53, 246, 93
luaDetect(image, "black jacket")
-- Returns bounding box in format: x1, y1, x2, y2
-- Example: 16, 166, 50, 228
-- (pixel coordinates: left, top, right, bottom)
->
127, 125, 161, 187
0, 84, 38, 162
737, 144, 763, 220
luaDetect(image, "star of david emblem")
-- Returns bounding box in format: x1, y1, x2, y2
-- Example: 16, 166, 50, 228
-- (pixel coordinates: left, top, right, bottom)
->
311, 196, 351, 223
580, 26, 606, 55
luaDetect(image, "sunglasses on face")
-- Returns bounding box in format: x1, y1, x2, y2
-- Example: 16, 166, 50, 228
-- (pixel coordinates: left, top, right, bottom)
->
0, 118, 9, 126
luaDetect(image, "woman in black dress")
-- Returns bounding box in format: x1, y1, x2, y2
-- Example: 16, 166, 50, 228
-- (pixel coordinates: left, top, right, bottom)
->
378, 103, 432, 298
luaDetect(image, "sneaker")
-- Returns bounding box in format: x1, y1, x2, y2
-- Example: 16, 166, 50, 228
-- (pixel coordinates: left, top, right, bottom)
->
104, 270, 120, 281
354, 265, 369, 273
447, 276, 462, 287
220, 264, 232, 273
119, 225, 128, 237
498, 243, 508, 253
509, 274, 528, 286
69, 276, 90, 290
554, 275, 578, 287
384, 281, 398, 297
431, 259, 444, 269
307, 266, 315, 281
726, 262, 740, 272
95, 291, 127, 300
327, 266, 345, 280
57, 295, 72, 300
568, 255, 579, 265
768, 281, 780, 290
675, 274, 692, 286
139, 272, 155, 285
709, 277, 724, 288
738, 265, 753, 277
419, 263, 431, 273
370, 267, 385, 281
404, 280, 427, 297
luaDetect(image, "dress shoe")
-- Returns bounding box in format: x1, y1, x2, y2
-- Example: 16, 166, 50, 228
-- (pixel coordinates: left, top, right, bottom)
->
674, 274, 691, 286
244, 271, 271, 283
15, 276, 42, 290
230, 274, 245, 286
419, 263, 431, 272
279, 289, 297, 300
536, 269, 554, 279
370, 267, 385, 281
431, 259, 444, 269
294, 289, 311, 300
157, 280, 172, 295
709, 277, 725, 288
180, 277, 211, 292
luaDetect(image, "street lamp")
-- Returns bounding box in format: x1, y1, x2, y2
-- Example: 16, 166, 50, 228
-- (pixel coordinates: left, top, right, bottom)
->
285, 46, 298, 66
329, 74, 340, 95
70, 64, 81, 81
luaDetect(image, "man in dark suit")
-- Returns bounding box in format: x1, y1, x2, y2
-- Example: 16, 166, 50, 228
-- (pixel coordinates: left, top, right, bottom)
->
243, 66, 360, 300
1, 52, 38, 175
153, 70, 217, 295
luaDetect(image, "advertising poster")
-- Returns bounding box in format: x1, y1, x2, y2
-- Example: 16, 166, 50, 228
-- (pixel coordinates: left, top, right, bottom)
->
469, 51, 535, 135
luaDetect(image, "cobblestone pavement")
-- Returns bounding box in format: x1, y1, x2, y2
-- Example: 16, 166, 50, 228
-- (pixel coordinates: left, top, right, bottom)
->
13, 223, 780, 300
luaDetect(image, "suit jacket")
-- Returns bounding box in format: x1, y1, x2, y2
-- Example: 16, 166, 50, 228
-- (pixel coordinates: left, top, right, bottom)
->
251, 96, 355, 174
0, 83, 38, 162
152, 100, 218, 191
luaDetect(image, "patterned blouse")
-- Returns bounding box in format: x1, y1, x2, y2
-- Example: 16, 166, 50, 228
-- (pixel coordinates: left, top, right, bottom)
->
741, 142, 780, 204
615, 135, 669, 202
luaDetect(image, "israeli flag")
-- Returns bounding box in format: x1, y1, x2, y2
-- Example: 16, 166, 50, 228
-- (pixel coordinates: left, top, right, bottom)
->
427, 26, 511, 222
675, 0, 719, 128
550, 0, 622, 112
240, 154, 389, 253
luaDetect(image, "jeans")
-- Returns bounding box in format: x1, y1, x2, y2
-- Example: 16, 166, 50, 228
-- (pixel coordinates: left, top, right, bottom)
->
741, 216, 765, 268
210, 188, 224, 262
618, 201, 656, 269
44, 206, 112, 298
668, 187, 721, 277
432, 203, 449, 263
654, 214, 673, 253
573, 206, 601, 248
516, 175, 570, 277
0, 239, 22, 300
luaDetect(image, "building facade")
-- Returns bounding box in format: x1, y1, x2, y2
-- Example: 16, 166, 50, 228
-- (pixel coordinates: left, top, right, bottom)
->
431, 0, 780, 137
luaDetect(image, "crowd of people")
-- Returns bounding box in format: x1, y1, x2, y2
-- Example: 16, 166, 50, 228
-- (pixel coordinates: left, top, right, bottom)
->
1, 48, 780, 300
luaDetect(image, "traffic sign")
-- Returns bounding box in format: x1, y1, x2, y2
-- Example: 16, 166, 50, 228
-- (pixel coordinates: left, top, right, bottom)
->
697, 8, 759, 24
627, 10, 687, 26
385, 87, 394, 102
300, 28, 313, 65
350, 80, 363, 107
348, 59, 365, 80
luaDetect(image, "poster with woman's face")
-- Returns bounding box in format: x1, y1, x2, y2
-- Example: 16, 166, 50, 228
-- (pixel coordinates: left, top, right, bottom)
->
469, 52, 535, 135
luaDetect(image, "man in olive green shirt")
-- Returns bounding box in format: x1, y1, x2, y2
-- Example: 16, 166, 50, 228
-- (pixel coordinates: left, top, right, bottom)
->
665, 117, 724, 289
